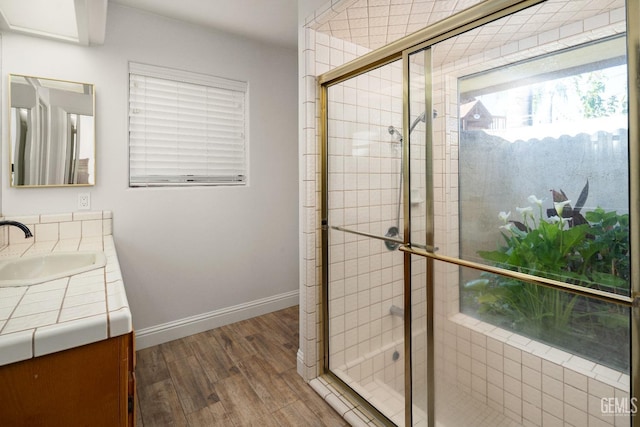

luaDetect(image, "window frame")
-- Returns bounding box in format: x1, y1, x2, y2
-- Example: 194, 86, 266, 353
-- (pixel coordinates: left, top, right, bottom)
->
128, 62, 249, 188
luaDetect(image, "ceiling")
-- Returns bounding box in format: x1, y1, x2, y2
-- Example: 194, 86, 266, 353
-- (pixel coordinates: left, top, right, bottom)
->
0, 0, 625, 53
311, 0, 625, 52
0, 0, 108, 45
312, 0, 485, 50
0, 0, 327, 48
111, 0, 303, 48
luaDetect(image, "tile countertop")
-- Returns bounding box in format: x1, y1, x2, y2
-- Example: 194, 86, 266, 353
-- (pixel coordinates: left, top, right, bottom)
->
0, 235, 132, 366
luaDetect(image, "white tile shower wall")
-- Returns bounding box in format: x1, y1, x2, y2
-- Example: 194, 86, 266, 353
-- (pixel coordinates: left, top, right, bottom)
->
326, 50, 432, 401
433, 311, 631, 426
300, 24, 319, 382
302, 3, 632, 427
326, 57, 408, 393
330, 261, 428, 399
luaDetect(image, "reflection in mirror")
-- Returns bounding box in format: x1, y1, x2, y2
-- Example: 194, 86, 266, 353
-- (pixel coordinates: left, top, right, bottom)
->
10, 75, 95, 186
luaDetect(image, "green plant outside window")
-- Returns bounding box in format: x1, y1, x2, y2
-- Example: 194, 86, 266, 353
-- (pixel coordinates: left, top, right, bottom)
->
463, 182, 630, 371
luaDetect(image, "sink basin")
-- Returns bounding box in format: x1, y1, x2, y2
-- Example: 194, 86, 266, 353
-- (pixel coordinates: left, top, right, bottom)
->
0, 251, 107, 287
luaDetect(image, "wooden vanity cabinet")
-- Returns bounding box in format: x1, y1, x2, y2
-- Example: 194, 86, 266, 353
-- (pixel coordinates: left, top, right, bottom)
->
0, 332, 136, 427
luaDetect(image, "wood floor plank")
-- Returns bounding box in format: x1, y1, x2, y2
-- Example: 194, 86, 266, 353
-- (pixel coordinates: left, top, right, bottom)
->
272, 399, 326, 427
136, 346, 170, 386
137, 378, 188, 427
211, 323, 256, 362
184, 400, 233, 427
216, 367, 272, 425
259, 309, 298, 345
189, 331, 240, 382
160, 336, 194, 363
233, 413, 283, 427
167, 355, 219, 414
279, 368, 350, 426
253, 313, 294, 346
232, 316, 265, 338
236, 354, 299, 411
136, 306, 346, 427
245, 332, 295, 373
135, 394, 144, 427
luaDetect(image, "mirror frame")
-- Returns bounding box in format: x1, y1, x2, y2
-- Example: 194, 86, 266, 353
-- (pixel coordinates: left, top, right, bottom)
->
8, 74, 96, 188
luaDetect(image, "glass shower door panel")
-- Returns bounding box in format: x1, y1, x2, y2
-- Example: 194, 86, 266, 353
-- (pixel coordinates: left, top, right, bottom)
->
433, 261, 632, 426
326, 59, 406, 424
433, 1, 630, 295
410, 254, 429, 426
428, 1, 633, 425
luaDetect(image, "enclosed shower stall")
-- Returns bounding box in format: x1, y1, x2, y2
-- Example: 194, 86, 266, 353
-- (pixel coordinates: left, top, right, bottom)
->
300, 0, 639, 426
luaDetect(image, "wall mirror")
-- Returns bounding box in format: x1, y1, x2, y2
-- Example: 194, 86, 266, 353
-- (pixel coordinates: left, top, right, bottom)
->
9, 74, 95, 187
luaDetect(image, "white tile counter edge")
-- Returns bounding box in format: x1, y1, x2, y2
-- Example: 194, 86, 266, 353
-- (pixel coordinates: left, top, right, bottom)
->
0, 235, 132, 366
0, 329, 33, 365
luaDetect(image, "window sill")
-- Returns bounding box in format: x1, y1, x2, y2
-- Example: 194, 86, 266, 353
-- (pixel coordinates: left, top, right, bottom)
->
448, 312, 630, 393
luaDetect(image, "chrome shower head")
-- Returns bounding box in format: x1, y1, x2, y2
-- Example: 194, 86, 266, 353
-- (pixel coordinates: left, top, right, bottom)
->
388, 125, 403, 143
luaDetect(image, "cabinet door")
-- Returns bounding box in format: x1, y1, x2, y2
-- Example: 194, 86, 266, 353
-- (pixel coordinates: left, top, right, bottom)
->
0, 334, 132, 427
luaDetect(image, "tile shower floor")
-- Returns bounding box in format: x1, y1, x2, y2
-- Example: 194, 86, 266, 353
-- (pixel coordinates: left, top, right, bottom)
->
338, 375, 521, 426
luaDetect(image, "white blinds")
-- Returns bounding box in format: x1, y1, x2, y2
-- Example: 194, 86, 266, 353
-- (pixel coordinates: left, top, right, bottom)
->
129, 63, 248, 186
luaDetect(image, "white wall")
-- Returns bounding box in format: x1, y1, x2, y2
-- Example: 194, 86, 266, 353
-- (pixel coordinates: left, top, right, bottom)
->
1, 4, 299, 335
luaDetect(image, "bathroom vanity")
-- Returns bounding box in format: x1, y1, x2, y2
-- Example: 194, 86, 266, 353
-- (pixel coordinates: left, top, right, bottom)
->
0, 211, 134, 426
0, 332, 135, 426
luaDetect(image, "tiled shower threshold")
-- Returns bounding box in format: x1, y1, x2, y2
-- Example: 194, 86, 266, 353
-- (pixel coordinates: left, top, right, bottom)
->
309, 373, 520, 427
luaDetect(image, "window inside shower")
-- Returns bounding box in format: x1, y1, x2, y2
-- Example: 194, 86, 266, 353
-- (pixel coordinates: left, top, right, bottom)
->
457, 34, 630, 373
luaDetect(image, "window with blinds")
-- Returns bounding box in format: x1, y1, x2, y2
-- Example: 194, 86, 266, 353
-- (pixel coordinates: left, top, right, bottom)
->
128, 63, 248, 187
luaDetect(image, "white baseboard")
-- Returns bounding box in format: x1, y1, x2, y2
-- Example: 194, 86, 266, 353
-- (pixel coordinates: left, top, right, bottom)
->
135, 290, 299, 349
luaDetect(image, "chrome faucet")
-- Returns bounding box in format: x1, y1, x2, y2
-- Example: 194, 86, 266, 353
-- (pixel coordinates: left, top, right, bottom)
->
0, 221, 33, 238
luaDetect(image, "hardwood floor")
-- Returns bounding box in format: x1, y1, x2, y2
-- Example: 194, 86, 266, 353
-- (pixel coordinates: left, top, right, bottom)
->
135, 306, 348, 427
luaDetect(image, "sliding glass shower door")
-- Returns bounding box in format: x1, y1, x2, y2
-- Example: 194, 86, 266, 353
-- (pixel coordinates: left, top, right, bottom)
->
322, 1, 637, 426
322, 51, 433, 426
324, 58, 408, 424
